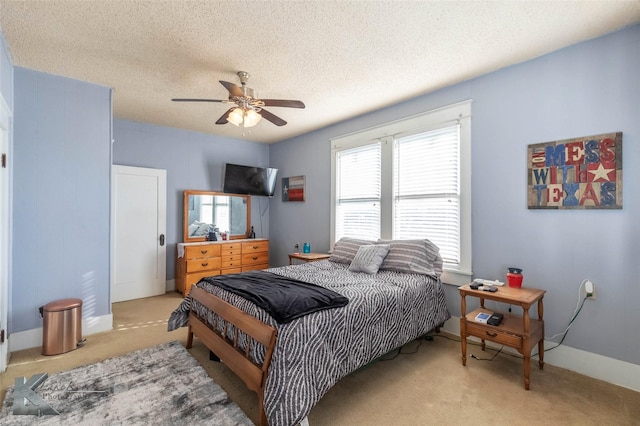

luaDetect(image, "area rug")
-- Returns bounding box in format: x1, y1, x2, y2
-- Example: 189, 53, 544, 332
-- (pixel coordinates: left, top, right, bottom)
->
0, 341, 252, 425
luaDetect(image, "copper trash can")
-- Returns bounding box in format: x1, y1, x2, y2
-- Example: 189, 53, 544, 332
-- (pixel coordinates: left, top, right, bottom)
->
40, 298, 83, 356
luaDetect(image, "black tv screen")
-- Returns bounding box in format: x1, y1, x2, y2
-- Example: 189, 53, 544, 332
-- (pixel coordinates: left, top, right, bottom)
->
223, 163, 279, 197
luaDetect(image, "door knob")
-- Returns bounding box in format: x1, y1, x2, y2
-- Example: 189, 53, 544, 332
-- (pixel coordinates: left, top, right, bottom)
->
159, 234, 165, 246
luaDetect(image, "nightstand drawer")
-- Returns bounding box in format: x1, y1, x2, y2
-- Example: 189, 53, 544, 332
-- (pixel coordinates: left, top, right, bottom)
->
465, 321, 523, 348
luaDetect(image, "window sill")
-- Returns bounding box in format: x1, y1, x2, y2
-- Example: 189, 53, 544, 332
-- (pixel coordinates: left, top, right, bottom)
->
441, 269, 472, 286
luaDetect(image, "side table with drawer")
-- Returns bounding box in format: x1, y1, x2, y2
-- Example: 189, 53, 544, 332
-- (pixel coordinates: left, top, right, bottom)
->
459, 284, 546, 390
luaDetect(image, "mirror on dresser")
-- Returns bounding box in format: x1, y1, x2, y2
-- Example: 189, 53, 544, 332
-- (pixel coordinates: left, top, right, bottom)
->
183, 190, 251, 242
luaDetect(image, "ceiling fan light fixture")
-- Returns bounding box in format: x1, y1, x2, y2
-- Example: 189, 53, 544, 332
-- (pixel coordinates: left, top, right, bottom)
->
244, 109, 262, 127
227, 107, 261, 128
227, 107, 244, 126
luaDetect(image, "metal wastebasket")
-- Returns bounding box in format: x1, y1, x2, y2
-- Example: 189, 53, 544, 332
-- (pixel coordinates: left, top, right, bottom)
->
40, 298, 83, 356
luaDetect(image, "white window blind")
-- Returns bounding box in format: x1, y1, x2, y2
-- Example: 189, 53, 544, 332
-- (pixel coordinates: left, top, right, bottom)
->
394, 125, 460, 264
335, 142, 381, 241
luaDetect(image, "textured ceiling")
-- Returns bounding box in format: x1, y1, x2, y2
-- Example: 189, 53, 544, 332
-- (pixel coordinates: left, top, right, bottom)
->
0, 1, 639, 144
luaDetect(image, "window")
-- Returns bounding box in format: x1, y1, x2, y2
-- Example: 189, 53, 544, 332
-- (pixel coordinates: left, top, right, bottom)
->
330, 101, 471, 285
335, 142, 381, 240
394, 125, 460, 264
200, 195, 230, 233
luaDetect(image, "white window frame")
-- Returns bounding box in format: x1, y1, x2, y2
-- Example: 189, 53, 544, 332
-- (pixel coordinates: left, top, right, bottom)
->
330, 100, 472, 285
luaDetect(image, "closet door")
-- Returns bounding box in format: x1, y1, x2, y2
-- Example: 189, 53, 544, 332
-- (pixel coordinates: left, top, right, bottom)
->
111, 165, 166, 302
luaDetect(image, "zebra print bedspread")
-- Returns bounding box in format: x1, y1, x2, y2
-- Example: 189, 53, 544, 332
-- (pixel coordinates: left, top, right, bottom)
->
168, 260, 450, 426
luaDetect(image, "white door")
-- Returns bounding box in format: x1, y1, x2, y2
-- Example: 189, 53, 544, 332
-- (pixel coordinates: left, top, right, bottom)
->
111, 165, 166, 303
0, 98, 10, 372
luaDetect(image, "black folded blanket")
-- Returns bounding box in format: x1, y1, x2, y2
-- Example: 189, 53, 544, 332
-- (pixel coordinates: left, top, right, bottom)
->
199, 271, 349, 323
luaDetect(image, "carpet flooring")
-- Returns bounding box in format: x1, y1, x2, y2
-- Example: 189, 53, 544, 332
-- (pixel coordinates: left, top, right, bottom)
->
2, 292, 640, 425
0, 341, 251, 425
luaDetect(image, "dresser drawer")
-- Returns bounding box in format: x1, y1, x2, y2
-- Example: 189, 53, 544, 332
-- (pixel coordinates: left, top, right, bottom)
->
221, 255, 242, 269
186, 257, 221, 273
242, 241, 269, 254
184, 245, 221, 259
242, 252, 269, 266
242, 263, 269, 272
221, 243, 242, 256
185, 270, 221, 295
465, 321, 523, 349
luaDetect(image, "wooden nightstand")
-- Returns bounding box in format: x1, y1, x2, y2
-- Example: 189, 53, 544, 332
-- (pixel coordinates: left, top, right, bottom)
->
459, 284, 546, 390
288, 253, 330, 265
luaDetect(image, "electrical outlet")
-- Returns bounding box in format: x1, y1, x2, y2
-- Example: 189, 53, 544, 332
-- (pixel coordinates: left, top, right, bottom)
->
585, 280, 596, 300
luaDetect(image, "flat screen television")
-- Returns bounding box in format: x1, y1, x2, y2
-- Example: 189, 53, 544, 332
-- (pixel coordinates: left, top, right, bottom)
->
223, 163, 279, 197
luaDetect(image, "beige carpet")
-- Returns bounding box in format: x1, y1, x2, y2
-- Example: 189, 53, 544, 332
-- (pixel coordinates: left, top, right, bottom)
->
2, 292, 639, 425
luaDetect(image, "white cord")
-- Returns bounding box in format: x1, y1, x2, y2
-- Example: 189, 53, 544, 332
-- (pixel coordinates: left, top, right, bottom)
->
485, 278, 588, 341
547, 279, 589, 340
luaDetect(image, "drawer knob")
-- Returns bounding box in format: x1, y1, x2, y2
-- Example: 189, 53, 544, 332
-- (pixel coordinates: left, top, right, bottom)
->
200, 250, 208, 254
253, 246, 259, 249
485, 331, 497, 337
201, 262, 208, 267
252, 256, 258, 260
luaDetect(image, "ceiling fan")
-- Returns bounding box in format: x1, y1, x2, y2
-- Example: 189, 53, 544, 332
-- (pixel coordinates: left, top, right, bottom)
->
172, 71, 305, 128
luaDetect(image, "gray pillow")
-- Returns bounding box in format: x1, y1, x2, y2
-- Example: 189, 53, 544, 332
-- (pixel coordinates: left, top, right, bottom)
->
348, 244, 390, 274
377, 239, 442, 277
329, 237, 376, 264
192, 222, 211, 236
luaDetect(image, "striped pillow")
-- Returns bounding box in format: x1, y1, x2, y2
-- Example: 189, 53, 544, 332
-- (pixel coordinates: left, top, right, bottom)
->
377, 239, 443, 277
348, 244, 390, 274
329, 237, 376, 264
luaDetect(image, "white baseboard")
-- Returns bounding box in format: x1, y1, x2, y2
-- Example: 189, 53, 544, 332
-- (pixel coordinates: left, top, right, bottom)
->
165, 279, 175, 293
441, 316, 640, 393
8, 313, 113, 352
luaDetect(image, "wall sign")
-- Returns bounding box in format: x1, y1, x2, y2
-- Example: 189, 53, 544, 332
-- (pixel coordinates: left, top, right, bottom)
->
527, 132, 622, 209
282, 175, 305, 202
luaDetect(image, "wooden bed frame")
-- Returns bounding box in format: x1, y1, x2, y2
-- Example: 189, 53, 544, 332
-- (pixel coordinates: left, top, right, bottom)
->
185, 283, 444, 426
186, 286, 277, 426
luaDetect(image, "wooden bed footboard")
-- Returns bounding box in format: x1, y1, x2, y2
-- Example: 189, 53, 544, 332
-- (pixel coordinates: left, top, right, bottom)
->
186, 286, 277, 426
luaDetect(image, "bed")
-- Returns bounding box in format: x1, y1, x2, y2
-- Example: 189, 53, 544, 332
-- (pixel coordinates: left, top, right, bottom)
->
168, 238, 451, 426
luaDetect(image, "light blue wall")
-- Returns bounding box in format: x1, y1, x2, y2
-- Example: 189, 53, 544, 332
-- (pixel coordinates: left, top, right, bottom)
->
269, 25, 640, 365
112, 119, 271, 280
11, 68, 112, 333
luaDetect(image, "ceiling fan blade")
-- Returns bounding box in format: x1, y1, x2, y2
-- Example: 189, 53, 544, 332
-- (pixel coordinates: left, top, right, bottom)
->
219, 80, 244, 97
259, 108, 287, 126
215, 108, 235, 125
261, 99, 306, 109
172, 98, 225, 102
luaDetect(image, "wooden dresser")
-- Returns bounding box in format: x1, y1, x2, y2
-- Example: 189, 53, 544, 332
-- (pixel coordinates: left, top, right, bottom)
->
176, 239, 269, 296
